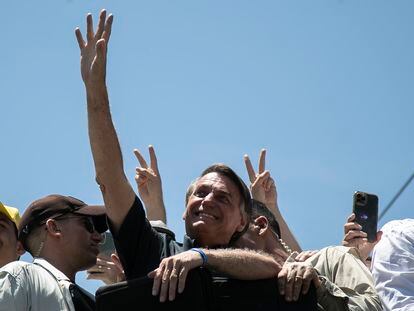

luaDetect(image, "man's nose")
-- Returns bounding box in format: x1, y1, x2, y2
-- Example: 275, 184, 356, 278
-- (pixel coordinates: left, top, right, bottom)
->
202, 191, 216, 205
92, 231, 104, 243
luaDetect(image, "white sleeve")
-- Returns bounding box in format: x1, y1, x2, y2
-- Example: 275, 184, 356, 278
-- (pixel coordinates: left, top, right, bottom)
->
371, 219, 414, 311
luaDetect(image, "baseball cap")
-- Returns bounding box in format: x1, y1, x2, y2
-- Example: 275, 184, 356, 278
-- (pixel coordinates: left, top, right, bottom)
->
18, 194, 107, 247
0, 202, 21, 227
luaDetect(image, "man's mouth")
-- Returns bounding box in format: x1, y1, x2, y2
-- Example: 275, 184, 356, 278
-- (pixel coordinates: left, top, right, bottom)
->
195, 211, 218, 220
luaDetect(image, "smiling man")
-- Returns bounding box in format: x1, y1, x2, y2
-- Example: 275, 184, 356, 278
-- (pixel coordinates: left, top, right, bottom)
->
0, 195, 107, 311
75, 10, 251, 280
0, 202, 24, 268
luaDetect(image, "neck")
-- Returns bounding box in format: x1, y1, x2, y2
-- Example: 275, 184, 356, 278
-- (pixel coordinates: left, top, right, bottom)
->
40, 251, 77, 282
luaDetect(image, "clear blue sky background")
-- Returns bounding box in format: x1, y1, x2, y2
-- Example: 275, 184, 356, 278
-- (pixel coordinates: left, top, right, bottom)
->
2, 0, 413, 294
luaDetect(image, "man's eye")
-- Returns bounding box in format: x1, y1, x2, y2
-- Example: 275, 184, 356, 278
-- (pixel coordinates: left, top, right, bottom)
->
217, 195, 230, 204
194, 190, 208, 197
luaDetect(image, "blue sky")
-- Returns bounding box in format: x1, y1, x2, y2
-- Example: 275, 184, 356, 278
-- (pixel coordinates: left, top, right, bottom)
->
2, 0, 413, 293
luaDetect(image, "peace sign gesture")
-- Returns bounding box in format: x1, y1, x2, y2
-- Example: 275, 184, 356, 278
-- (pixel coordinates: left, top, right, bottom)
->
244, 149, 278, 210
134, 145, 166, 222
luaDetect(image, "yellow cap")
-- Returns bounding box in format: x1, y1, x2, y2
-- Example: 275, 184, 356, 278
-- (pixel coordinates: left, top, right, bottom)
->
0, 202, 20, 226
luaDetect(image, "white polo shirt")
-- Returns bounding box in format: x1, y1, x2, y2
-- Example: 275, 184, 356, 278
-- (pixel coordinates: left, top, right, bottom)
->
0, 258, 75, 311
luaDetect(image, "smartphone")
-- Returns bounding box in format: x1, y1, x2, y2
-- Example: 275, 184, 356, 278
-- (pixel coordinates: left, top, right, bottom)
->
352, 191, 378, 243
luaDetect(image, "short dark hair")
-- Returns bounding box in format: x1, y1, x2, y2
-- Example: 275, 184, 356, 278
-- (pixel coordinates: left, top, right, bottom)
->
249, 199, 281, 238
200, 164, 252, 217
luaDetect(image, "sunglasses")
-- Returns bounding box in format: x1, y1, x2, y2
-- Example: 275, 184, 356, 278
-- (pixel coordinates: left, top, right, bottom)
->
50, 214, 106, 244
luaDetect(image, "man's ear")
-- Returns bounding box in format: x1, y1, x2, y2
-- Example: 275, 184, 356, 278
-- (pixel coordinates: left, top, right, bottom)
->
254, 216, 269, 236
16, 241, 26, 256
45, 219, 62, 237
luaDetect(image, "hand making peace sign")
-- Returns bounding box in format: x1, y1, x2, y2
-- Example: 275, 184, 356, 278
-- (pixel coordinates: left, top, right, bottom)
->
244, 149, 278, 210
134, 145, 166, 222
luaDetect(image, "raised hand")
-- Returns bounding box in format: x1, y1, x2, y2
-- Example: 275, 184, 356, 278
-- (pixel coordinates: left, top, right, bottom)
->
86, 254, 125, 285
75, 10, 113, 87
148, 251, 203, 302
134, 145, 166, 222
244, 149, 277, 209
342, 213, 382, 262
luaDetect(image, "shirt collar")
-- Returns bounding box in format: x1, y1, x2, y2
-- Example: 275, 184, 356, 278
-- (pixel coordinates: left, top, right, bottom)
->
33, 257, 71, 282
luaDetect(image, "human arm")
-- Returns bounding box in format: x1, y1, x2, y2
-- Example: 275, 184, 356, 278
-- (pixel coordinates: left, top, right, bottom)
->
148, 248, 281, 302
133, 146, 166, 223
244, 149, 302, 252
75, 10, 135, 232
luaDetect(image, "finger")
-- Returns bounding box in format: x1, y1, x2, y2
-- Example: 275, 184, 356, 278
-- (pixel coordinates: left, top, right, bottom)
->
284, 268, 297, 301
345, 230, 367, 240
150, 266, 164, 297
347, 213, 356, 222
148, 145, 160, 175
343, 237, 367, 247
136, 167, 155, 179
159, 261, 173, 302
86, 13, 94, 41
301, 269, 313, 294
168, 262, 180, 301
265, 176, 274, 191
111, 253, 124, 273
96, 39, 107, 60
258, 149, 266, 174
251, 171, 270, 189
244, 155, 256, 183
292, 275, 303, 301
102, 14, 114, 44
95, 9, 107, 39
344, 222, 362, 234
277, 269, 288, 295
178, 266, 189, 294
75, 28, 85, 50
134, 149, 148, 168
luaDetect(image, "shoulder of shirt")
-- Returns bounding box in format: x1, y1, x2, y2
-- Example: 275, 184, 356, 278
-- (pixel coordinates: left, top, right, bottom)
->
380, 218, 414, 234
311, 245, 362, 261
0, 261, 38, 279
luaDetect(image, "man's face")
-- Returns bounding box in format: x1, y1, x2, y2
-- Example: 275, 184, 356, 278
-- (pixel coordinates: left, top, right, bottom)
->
183, 172, 246, 247
0, 213, 21, 267
56, 215, 103, 270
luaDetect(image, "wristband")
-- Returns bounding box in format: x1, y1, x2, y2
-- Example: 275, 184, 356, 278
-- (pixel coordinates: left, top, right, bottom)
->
191, 248, 208, 266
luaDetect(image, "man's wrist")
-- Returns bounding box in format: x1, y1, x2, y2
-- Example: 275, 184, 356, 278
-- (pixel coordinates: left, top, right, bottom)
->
190, 248, 208, 267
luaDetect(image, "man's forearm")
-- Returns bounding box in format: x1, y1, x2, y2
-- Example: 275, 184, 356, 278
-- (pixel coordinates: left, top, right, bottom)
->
204, 248, 281, 280
86, 84, 135, 230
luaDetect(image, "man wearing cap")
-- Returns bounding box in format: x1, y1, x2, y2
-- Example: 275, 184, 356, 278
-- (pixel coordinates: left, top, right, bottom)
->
0, 194, 107, 311
0, 202, 24, 267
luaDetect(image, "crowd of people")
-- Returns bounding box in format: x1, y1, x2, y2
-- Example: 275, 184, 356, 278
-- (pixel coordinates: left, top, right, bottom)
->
0, 9, 412, 311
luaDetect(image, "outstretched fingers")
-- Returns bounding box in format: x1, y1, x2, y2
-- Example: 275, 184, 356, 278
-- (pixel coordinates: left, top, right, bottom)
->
102, 14, 114, 44
95, 9, 107, 40
75, 28, 85, 50
134, 149, 149, 168
148, 145, 160, 175
86, 13, 94, 42
244, 155, 256, 183
258, 148, 266, 174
